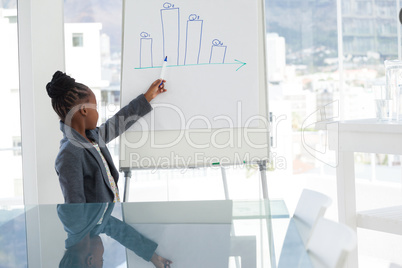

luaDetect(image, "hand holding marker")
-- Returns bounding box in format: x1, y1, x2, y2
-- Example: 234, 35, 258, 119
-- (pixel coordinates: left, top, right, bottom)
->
159, 56, 168, 87
144, 57, 167, 102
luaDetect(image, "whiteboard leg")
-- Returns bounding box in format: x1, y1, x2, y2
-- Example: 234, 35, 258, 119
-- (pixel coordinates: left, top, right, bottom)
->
258, 161, 276, 268
221, 167, 230, 200
259, 161, 269, 199
122, 169, 132, 202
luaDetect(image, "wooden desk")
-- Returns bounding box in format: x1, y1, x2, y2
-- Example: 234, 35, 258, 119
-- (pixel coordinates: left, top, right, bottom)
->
325, 119, 402, 267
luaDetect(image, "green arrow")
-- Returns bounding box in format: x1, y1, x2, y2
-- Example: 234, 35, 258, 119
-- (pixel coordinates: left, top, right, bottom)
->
135, 59, 247, 71
233, 59, 247, 71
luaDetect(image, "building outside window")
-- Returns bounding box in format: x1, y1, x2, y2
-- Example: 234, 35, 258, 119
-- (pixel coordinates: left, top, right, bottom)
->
12, 136, 21, 156
266, 0, 402, 266
0, 1, 23, 205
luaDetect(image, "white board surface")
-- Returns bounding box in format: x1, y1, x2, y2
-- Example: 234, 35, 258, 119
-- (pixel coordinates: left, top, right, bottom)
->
120, 0, 269, 169
122, 0, 259, 130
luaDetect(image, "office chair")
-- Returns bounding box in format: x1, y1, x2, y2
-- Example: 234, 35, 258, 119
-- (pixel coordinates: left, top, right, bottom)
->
307, 218, 357, 268
278, 189, 332, 267
293, 189, 333, 244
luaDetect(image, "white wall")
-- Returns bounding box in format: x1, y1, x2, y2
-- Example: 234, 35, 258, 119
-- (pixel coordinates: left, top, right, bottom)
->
18, 0, 65, 205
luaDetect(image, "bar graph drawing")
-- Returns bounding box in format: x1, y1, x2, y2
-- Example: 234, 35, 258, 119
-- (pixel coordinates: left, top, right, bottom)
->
135, 2, 247, 71
184, 14, 203, 65
209, 39, 227, 64
161, 2, 180, 65
123, 0, 261, 132
139, 32, 153, 68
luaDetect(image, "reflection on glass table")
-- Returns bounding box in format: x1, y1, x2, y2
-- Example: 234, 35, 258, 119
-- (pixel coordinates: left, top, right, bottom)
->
57, 203, 171, 268
0, 199, 316, 268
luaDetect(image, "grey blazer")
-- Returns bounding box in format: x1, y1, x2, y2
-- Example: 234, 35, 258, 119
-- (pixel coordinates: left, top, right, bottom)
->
55, 94, 152, 203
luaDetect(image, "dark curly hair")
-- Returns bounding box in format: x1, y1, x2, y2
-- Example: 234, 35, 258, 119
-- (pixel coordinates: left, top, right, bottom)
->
46, 71, 90, 121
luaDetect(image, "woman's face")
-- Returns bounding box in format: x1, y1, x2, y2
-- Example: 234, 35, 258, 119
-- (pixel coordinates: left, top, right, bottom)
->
85, 89, 99, 130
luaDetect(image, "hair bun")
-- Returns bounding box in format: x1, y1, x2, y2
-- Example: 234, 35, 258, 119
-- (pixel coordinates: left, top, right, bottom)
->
46, 71, 76, 99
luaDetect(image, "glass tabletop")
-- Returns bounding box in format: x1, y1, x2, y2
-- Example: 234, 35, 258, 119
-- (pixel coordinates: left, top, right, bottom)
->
0, 200, 311, 268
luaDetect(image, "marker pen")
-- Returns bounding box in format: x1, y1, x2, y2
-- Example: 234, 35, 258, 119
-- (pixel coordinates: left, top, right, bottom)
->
160, 56, 167, 86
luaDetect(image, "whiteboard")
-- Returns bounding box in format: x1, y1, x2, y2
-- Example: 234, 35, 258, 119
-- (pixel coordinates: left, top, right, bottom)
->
120, 0, 269, 169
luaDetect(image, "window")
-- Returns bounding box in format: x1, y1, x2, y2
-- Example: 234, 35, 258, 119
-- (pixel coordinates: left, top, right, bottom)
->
64, 0, 124, 197
72, 33, 83, 47
0, 0, 23, 204
266, 0, 402, 265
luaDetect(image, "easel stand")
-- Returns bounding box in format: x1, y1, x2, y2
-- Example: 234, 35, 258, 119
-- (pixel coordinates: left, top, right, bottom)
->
122, 169, 131, 202
121, 160, 276, 268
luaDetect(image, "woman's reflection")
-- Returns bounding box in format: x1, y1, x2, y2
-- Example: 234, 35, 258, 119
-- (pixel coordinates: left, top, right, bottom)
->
57, 203, 172, 268
59, 234, 104, 268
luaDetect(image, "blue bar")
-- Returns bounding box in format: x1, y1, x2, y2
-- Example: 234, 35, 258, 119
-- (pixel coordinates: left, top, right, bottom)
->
184, 16, 203, 65
140, 38, 153, 68
161, 7, 180, 65
209, 44, 227, 64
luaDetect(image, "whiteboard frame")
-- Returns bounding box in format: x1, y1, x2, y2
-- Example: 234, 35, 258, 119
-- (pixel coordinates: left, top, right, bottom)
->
119, 0, 270, 170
